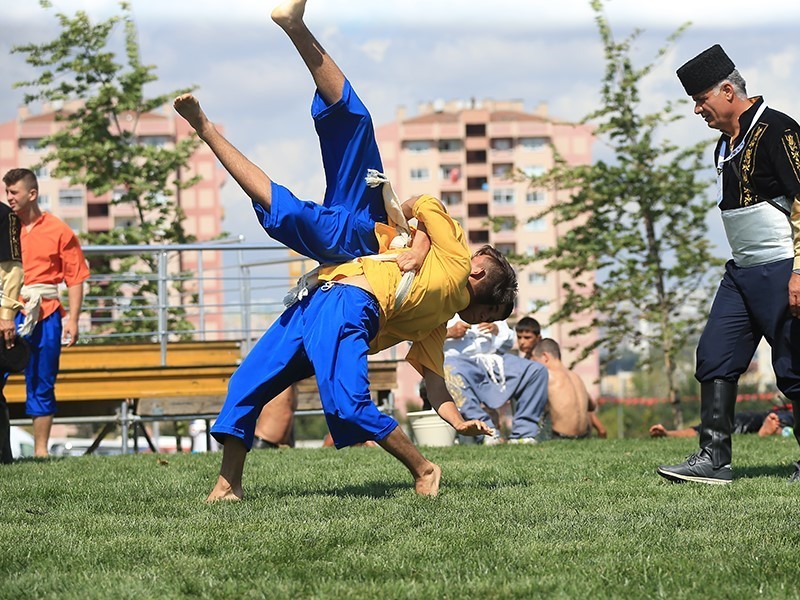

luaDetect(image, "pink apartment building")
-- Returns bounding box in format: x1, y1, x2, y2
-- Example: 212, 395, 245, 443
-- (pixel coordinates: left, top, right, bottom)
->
0, 103, 228, 339
375, 98, 600, 409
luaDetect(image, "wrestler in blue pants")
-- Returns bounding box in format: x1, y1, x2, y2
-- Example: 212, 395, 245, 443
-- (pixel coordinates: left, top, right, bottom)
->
212, 79, 399, 448
252, 78, 386, 263
446, 354, 548, 440
212, 283, 397, 449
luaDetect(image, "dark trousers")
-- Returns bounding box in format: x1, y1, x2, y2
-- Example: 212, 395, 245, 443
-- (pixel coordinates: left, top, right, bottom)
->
695, 258, 800, 399
0, 374, 11, 464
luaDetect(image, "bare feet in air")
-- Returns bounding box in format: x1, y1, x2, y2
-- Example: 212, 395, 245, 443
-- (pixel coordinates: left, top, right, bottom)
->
415, 462, 442, 497
205, 476, 243, 503
173, 94, 211, 136
271, 0, 307, 29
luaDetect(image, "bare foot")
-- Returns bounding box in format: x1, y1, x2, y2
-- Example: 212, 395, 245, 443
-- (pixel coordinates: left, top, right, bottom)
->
271, 0, 307, 29
173, 93, 210, 135
414, 462, 442, 497
205, 476, 243, 503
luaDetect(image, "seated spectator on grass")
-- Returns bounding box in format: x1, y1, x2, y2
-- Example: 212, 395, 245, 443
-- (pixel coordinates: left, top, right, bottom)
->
514, 316, 541, 360
650, 405, 794, 438
531, 338, 596, 439
444, 317, 548, 444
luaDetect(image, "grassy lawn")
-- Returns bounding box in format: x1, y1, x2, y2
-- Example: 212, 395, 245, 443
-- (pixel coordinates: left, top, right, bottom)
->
1, 434, 799, 599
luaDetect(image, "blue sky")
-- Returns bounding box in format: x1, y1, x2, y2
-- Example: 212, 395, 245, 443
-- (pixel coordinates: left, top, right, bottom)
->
5, 0, 800, 255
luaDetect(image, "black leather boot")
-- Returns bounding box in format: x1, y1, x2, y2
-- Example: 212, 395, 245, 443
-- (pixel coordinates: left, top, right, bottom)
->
788, 400, 800, 484
657, 379, 736, 485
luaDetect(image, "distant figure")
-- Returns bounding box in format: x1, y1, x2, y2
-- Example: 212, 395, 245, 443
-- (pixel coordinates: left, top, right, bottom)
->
444, 317, 548, 444
514, 316, 541, 360
3, 168, 89, 457
650, 405, 794, 438
531, 338, 595, 439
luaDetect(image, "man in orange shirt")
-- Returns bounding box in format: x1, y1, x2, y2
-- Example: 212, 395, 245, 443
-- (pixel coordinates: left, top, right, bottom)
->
3, 168, 90, 456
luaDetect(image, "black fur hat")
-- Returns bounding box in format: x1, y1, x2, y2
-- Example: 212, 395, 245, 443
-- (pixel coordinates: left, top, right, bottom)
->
677, 44, 735, 96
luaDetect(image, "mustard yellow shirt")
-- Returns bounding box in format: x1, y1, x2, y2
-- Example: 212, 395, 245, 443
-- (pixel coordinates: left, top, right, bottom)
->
319, 195, 472, 376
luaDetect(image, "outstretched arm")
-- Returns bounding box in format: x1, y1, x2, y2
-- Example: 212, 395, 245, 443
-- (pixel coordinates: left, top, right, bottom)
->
422, 367, 494, 437
174, 94, 272, 212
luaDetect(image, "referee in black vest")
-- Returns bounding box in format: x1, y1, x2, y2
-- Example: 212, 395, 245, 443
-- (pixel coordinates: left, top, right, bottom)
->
658, 45, 800, 485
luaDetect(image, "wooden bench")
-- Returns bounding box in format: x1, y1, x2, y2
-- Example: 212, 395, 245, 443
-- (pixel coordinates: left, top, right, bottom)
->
7, 339, 398, 452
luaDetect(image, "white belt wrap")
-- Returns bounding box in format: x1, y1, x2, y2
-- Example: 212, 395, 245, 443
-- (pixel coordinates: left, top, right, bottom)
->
721, 197, 793, 267
18, 283, 60, 337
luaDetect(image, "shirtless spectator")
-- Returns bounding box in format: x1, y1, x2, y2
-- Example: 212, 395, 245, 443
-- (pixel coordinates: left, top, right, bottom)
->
531, 338, 595, 439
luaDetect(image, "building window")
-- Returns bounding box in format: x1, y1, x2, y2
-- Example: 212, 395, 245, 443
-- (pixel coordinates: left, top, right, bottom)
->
38, 194, 51, 211
19, 138, 43, 151
520, 137, 548, 150
469, 230, 489, 244
491, 138, 513, 151
59, 189, 84, 207
525, 244, 549, 257
139, 135, 170, 147
496, 217, 516, 232
492, 189, 515, 204
528, 272, 547, 285
495, 243, 515, 255
441, 192, 462, 206
466, 150, 487, 164
88, 203, 110, 218
404, 140, 431, 153
34, 166, 49, 179
468, 203, 489, 217
410, 168, 430, 180
114, 216, 137, 229
526, 190, 547, 204
439, 165, 461, 181
467, 177, 488, 191
466, 124, 486, 137
492, 163, 513, 178
524, 217, 546, 231
64, 217, 83, 233
438, 139, 462, 152
523, 165, 546, 177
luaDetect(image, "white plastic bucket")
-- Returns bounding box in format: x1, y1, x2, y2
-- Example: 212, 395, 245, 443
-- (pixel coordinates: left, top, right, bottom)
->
406, 410, 456, 447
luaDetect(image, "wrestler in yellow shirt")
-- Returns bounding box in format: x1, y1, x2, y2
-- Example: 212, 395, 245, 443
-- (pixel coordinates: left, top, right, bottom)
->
319, 194, 471, 377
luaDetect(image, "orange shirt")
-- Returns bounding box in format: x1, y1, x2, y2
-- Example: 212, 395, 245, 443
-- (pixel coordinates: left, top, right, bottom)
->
21, 212, 90, 321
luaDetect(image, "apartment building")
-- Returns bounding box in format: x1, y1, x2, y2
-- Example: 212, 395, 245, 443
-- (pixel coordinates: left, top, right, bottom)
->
0, 102, 228, 339
376, 98, 600, 400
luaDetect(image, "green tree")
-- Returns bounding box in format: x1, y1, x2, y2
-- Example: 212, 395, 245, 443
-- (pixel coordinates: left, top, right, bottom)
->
524, 0, 723, 428
12, 0, 201, 341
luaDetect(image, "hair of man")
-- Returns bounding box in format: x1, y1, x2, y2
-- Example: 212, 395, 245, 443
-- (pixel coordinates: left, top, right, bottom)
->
2, 168, 38, 192
532, 337, 561, 360
471, 244, 518, 318
515, 315, 541, 335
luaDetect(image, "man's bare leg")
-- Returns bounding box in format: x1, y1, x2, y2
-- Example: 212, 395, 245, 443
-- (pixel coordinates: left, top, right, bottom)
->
173, 94, 273, 212
206, 437, 248, 502
271, 0, 345, 106
377, 427, 442, 496
254, 386, 297, 446
32, 415, 52, 457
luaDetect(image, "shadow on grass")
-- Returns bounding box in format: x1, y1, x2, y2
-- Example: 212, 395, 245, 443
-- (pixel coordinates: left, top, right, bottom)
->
736, 463, 796, 480
247, 480, 410, 499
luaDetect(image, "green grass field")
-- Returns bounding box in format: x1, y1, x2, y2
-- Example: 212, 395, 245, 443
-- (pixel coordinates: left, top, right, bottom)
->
1, 435, 799, 599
